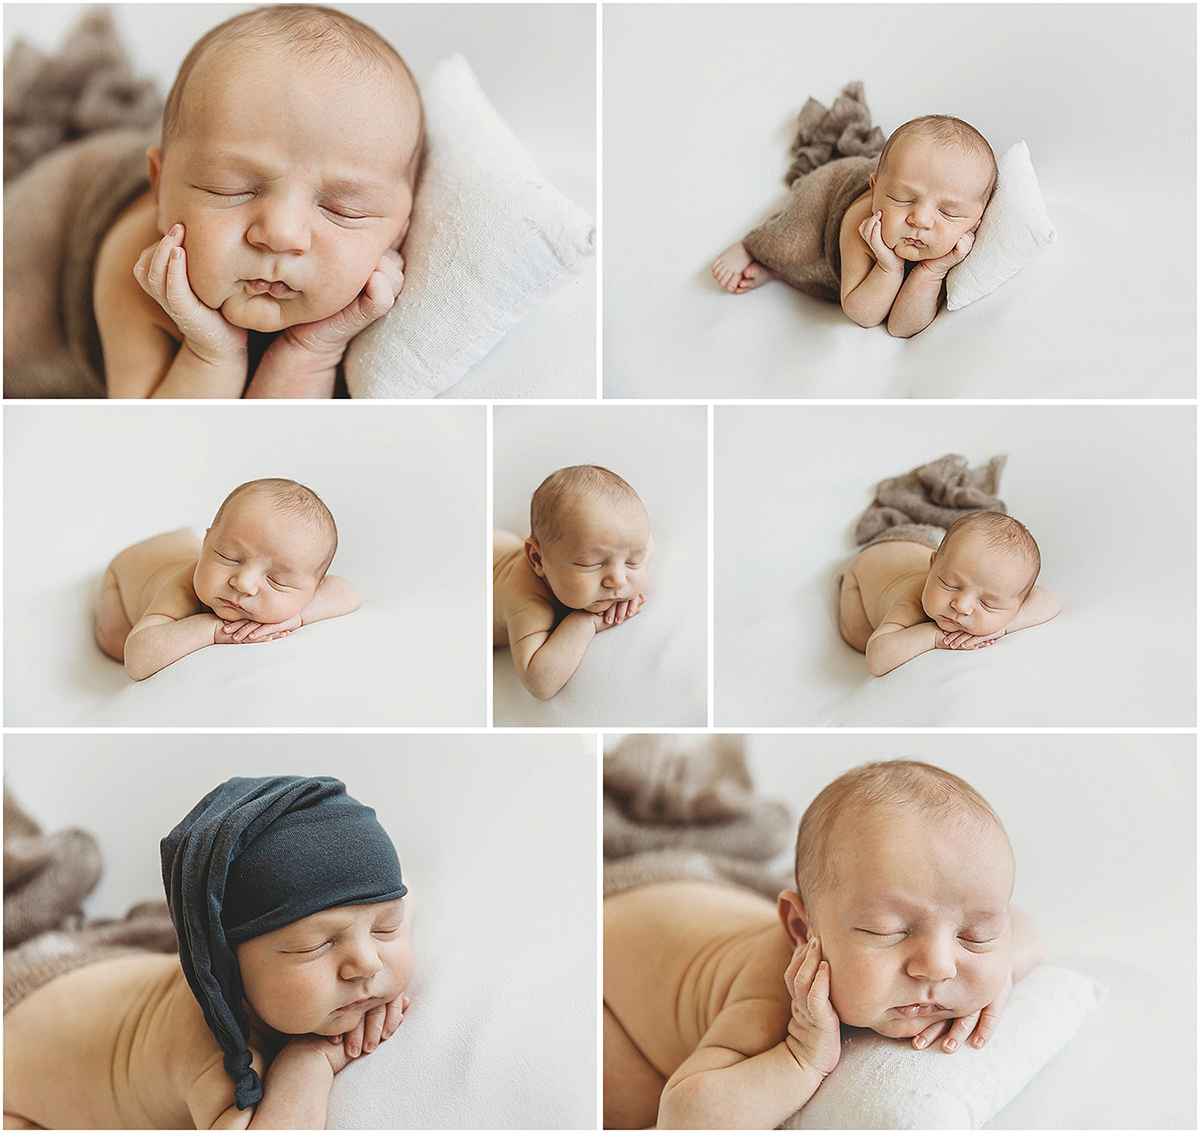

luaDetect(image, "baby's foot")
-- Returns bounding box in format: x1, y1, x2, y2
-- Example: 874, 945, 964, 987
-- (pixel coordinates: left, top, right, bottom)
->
711, 241, 774, 293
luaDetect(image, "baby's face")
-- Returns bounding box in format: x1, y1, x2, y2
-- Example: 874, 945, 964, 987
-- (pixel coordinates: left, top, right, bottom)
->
151, 45, 419, 332
236, 898, 413, 1036
531, 497, 651, 614
193, 494, 327, 625
806, 809, 1013, 1039
870, 135, 991, 261
921, 533, 1031, 640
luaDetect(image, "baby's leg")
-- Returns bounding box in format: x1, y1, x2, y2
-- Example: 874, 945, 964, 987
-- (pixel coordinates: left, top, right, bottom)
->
838, 569, 873, 653
93, 566, 133, 663
603, 1003, 667, 1129
711, 241, 777, 294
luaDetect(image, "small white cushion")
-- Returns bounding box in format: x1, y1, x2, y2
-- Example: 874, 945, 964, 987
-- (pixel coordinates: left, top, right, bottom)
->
946, 141, 1056, 312
344, 55, 596, 398
784, 965, 1103, 1130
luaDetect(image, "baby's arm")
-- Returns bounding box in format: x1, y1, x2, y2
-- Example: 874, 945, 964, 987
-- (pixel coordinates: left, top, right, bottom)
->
657, 938, 840, 1130
885, 232, 975, 339
864, 596, 943, 676
122, 568, 223, 681
98, 225, 249, 399
840, 211, 906, 328
246, 247, 404, 399
221, 577, 363, 643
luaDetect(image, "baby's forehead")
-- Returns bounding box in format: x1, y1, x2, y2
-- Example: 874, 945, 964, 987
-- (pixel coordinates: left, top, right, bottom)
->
557, 491, 649, 536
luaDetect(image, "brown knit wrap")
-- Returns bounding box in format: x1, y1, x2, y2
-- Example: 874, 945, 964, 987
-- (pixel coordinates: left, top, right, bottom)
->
4, 786, 176, 1012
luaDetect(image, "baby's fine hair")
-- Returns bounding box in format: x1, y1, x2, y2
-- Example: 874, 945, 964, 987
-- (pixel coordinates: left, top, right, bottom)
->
161, 5, 426, 183
794, 759, 1008, 905
213, 478, 338, 576
530, 465, 644, 547
938, 511, 1041, 595
877, 115, 997, 204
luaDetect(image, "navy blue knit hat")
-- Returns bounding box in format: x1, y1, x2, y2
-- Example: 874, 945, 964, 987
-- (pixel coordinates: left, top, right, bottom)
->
161, 776, 406, 1109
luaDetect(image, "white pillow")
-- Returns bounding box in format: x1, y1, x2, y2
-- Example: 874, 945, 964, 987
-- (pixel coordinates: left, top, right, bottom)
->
344, 55, 596, 398
785, 965, 1103, 1130
946, 141, 1056, 312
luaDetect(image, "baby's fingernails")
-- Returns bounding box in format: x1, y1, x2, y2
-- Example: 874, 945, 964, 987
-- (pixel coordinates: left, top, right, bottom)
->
364, 1041, 375, 1053
973, 1035, 986, 1048
944, 1038, 958, 1052
914, 1035, 927, 1049
170, 223, 182, 238
170, 247, 183, 262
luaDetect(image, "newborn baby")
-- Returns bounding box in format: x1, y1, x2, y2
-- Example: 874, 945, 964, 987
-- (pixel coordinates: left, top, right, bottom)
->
94, 5, 424, 398
494, 465, 651, 700
3, 776, 413, 1129
839, 511, 1060, 676
95, 478, 360, 680
713, 115, 994, 337
604, 760, 1046, 1129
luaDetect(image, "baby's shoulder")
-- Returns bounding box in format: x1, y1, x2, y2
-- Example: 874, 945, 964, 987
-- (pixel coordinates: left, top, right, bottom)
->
840, 188, 875, 241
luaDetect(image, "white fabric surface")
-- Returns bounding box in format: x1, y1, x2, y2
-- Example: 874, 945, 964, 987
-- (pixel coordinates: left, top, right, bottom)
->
2, 734, 598, 1129
715, 405, 1196, 726
4, 405, 487, 726
945, 142, 1057, 312
602, 735, 1195, 1129
493, 406, 708, 727
790, 967, 1102, 1130
2, 2, 597, 400
344, 55, 596, 398
603, 4, 1195, 398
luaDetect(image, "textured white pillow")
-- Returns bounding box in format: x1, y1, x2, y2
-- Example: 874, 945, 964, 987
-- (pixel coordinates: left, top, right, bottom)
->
785, 965, 1103, 1130
344, 55, 596, 398
946, 141, 1057, 312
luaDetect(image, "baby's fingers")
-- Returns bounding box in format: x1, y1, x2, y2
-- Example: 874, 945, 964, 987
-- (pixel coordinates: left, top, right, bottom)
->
343, 1015, 367, 1059
938, 1012, 979, 1054
969, 1002, 1002, 1049
380, 994, 409, 1042
231, 621, 264, 643
789, 938, 823, 1000
912, 1018, 950, 1050
361, 1004, 387, 1053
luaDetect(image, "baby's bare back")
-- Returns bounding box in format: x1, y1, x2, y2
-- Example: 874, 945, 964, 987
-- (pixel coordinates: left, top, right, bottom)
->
844, 541, 932, 628
605, 881, 793, 1079
107, 530, 203, 624
492, 530, 554, 645
3, 953, 220, 1129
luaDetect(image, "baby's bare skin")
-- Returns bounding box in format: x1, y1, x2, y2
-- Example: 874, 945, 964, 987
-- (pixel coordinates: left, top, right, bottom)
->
840, 537, 1060, 677
605, 881, 794, 1129
3, 953, 248, 1129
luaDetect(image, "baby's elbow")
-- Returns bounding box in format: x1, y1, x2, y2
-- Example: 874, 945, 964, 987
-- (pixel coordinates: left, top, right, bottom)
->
841, 298, 880, 329
865, 647, 891, 677
124, 652, 155, 682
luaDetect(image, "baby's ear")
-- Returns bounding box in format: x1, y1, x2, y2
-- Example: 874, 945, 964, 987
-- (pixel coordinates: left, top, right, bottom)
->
777, 890, 811, 946
869, 171, 877, 191
147, 146, 164, 200
524, 538, 545, 577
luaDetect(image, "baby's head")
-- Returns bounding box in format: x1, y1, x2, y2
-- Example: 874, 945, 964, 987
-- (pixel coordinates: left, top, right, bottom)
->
149, 4, 425, 332
194, 478, 337, 625
921, 511, 1040, 640
870, 115, 996, 262
525, 465, 652, 614
781, 760, 1014, 1039
162, 776, 412, 1109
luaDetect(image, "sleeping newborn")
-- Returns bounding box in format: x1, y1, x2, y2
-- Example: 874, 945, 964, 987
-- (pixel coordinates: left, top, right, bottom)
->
95, 478, 360, 680
493, 465, 651, 699
839, 511, 1060, 676
713, 114, 995, 337
604, 760, 1046, 1129
93, 4, 425, 398
3, 776, 412, 1130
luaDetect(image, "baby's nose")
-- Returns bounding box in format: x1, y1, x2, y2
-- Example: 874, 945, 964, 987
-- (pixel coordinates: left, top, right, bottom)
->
247, 199, 312, 255
907, 936, 957, 982
909, 203, 936, 229
340, 941, 384, 980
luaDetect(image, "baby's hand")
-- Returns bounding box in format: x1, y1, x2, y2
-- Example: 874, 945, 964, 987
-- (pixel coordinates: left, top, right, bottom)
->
783, 937, 842, 1079
325, 994, 410, 1062
913, 973, 1012, 1054
217, 615, 303, 643
858, 211, 905, 275
939, 627, 1005, 650
591, 593, 647, 632
919, 231, 976, 280
279, 243, 405, 360
134, 224, 247, 365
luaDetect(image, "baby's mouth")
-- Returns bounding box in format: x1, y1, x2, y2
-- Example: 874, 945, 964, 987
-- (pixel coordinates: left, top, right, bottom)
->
246, 278, 296, 298
893, 1003, 947, 1017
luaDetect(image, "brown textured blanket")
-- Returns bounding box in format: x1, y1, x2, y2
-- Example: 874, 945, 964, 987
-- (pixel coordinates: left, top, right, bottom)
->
854, 453, 1008, 551
603, 735, 794, 902
3, 8, 162, 398
4, 786, 176, 1012
742, 82, 885, 303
